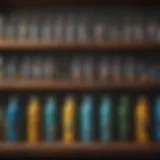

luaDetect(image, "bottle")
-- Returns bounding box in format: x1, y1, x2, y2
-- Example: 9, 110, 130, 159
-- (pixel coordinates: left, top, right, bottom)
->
132, 16, 144, 41
135, 96, 150, 143
80, 95, 94, 143
5, 16, 17, 41
99, 96, 112, 142
112, 56, 121, 82
5, 97, 19, 142
136, 59, 148, 82
17, 14, 28, 41
31, 57, 42, 80
83, 56, 94, 81
154, 97, 160, 142
62, 95, 76, 143
0, 106, 5, 140
71, 56, 82, 81
118, 96, 130, 141
77, 15, 88, 42
0, 56, 4, 80
20, 56, 31, 80
0, 14, 4, 40
93, 13, 105, 42
44, 97, 58, 142
99, 57, 110, 82
27, 96, 41, 143
40, 17, 52, 41
123, 16, 132, 42
6, 57, 17, 80
65, 15, 75, 42
146, 17, 157, 41
29, 15, 39, 41
54, 15, 64, 42
123, 56, 135, 82
43, 57, 56, 80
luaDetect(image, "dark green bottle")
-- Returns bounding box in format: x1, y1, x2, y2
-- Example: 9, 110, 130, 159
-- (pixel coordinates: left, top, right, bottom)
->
117, 96, 130, 141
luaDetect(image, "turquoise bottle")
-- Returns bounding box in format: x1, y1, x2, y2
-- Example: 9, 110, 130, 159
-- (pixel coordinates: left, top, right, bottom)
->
155, 97, 160, 142
117, 96, 130, 141
80, 95, 94, 143
5, 96, 20, 142
44, 97, 57, 142
100, 96, 112, 142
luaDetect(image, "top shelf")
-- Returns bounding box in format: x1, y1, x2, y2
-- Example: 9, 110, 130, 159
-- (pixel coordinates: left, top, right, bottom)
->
0, 41, 159, 51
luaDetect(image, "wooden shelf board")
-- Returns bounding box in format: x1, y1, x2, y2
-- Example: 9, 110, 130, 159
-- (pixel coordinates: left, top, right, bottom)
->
0, 81, 158, 90
0, 41, 159, 50
0, 143, 160, 156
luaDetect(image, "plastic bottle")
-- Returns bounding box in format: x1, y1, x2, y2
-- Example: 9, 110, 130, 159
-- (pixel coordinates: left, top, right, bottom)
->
62, 95, 76, 143
27, 96, 41, 143
99, 96, 112, 142
154, 97, 160, 142
135, 96, 150, 143
44, 97, 57, 142
5, 97, 19, 142
118, 96, 130, 141
80, 95, 94, 143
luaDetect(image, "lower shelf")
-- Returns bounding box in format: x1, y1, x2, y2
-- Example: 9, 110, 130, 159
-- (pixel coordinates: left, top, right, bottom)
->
0, 142, 160, 156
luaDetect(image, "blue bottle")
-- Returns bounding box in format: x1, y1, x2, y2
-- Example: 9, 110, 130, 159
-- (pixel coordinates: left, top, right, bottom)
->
5, 97, 19, 142
80, 95, 93, 143
100, 96, 112, 142
44, 97, 57, 142
155, 97, 160, 142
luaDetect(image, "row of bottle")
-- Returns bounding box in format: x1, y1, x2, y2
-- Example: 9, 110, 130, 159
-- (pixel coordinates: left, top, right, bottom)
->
0, 8, 160, 41
1, 95, 160, 143
0, 55, 159, 81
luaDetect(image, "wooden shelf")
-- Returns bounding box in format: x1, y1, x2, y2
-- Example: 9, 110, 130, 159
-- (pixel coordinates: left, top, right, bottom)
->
0, 80, 158, 90
0, 143, 160, 156
0, 41, 159, 51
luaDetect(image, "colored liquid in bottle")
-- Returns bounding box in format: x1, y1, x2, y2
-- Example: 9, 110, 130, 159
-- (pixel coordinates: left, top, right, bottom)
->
27, 96, 41, 143
154, 97, 160, 142
44, 97, 58, 142
135, 96, 150, 143
99, 96, 112, 142
118, 96, 130, 141
80, 95, 94, 143
5, 97, 19, 142
62, 95, 76, 143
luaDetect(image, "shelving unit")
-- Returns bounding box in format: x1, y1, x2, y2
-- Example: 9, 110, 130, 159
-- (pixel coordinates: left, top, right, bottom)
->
0, 81, 158, 90
0, 143, 160, 156
0, 0, 160, 157
0, 41, 159, 50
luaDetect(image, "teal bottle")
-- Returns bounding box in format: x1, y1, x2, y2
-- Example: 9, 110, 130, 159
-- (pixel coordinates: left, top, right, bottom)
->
155, 97, 160, 142
117, 96, 130, 141
100, 96, 112, 142
5, 97, 20, 142
80, 95, 94, 143
44, 97, 57, 142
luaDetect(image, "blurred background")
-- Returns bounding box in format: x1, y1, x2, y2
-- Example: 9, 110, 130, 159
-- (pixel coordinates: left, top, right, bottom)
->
0, 0, 160, 158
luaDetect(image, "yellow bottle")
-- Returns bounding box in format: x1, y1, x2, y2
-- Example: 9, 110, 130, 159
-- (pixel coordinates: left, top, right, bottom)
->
135, 96, 150, 143
62, 95, 76, 143
27, 96, 41, 143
